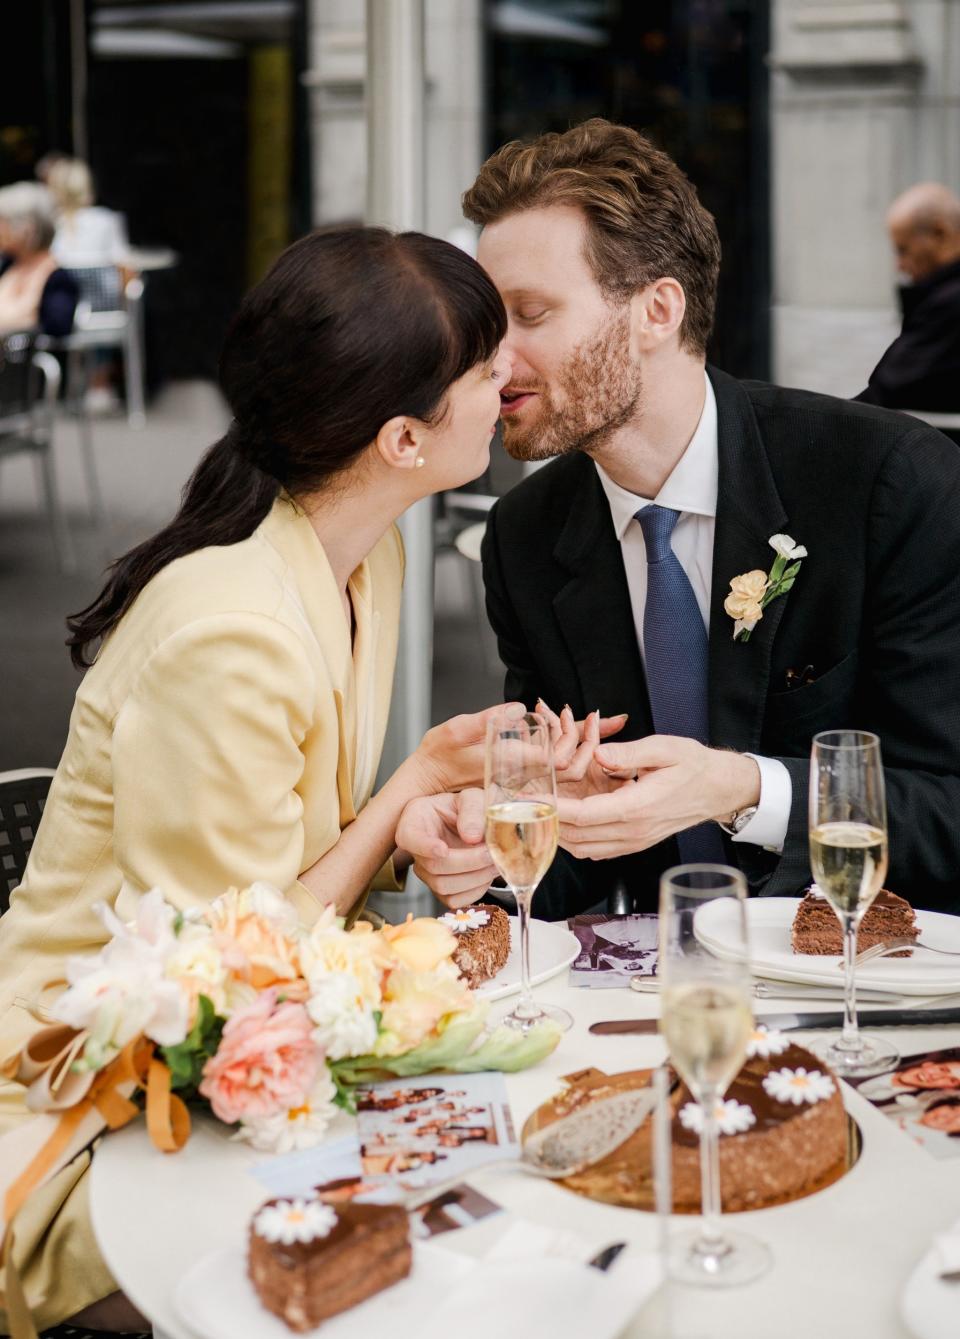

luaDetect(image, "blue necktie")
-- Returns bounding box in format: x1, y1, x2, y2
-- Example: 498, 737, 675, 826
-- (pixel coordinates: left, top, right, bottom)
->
636, 504, 727, 865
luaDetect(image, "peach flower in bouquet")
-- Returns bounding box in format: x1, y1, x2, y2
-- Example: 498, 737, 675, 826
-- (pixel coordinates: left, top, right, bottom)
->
198, 987, 321, 1125
206, 882, 302, 990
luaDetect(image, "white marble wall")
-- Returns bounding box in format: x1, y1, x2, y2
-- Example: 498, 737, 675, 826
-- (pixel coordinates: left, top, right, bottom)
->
303, 0, 484, 240
771, 0, 960, 396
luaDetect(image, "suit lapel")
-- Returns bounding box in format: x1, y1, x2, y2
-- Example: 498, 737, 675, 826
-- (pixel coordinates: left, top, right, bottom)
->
708, 368, 789, 754
552, 464, 654, 735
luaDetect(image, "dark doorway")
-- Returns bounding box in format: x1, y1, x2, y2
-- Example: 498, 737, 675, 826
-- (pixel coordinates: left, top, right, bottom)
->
486, 0, 770, 379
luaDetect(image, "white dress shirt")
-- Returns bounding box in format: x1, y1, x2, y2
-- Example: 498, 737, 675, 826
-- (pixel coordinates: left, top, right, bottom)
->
595, 373, 791, 852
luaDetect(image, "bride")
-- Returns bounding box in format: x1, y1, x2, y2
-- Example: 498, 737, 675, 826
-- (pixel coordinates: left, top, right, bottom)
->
0, 224, 520, 1333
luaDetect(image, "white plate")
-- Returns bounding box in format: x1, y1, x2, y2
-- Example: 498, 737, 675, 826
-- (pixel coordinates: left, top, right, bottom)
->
174, 1240, 469, 1339
695, 897, 960, 997
474, 918, 580, 1001
901, 1223, 960, 1339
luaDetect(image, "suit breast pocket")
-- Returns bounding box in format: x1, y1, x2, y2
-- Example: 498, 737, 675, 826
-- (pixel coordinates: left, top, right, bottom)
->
764, 650, 860, 734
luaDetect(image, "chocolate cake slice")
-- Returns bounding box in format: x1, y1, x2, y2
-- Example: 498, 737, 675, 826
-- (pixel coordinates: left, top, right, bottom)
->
791, 886, 918, 956
248, 1198, 410, 1331
440, 902, 511, 987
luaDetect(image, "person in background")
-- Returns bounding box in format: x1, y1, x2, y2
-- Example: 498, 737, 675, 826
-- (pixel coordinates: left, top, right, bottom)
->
856, 182, 960, 412
48, 157, 129, 270
48, 157, 131, 411
0, 182, 77, 337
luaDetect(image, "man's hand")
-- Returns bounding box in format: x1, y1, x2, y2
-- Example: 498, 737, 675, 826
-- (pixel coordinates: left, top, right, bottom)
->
557, 736, 761, 860
396, 789, 498, 909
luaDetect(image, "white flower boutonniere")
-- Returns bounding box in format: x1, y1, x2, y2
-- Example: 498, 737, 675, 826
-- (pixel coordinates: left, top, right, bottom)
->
724, 533, 807, 643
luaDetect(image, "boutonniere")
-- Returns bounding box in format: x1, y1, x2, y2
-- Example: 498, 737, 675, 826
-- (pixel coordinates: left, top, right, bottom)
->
724, 533, 807, 643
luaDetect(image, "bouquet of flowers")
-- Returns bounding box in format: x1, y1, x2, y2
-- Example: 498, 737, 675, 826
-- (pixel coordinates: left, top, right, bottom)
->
6, 884, 561, 1159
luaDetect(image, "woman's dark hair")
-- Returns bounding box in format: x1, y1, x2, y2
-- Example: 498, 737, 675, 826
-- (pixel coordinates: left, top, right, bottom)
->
66, 226, 506, 668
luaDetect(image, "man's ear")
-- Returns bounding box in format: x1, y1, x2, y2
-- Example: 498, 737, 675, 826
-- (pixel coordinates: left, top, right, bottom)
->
375, 415, 426, 470
630, 277, 686, 354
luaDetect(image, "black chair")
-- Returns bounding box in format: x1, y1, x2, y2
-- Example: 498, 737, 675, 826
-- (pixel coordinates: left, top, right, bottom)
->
0, 330, 76, 570
0, 768, 54, 915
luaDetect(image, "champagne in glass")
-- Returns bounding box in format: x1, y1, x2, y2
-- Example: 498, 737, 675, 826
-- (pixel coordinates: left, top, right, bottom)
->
484, 712, 571, 1033
659, 865, 771, 1287
808, 731, 898, 1078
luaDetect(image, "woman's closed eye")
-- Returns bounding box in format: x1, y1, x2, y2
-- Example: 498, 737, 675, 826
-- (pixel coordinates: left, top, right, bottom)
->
515, 308, 547, 324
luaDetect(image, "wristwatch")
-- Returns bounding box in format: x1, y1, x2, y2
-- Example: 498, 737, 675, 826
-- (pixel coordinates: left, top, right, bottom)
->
718, 805, 758, 837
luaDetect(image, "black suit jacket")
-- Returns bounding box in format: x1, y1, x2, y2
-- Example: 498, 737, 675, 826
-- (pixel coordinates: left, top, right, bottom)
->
856, 257, 960, 414
481, 367, 960, 917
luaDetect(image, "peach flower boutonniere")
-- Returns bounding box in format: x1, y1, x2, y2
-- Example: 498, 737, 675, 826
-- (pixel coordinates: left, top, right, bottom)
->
725, 533, 807, 643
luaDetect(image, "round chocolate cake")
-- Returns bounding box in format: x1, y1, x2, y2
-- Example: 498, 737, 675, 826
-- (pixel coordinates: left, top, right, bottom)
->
536, 1028, 848, 1214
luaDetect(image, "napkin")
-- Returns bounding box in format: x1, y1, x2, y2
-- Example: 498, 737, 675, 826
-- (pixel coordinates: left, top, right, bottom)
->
417, 1219, 661, 1339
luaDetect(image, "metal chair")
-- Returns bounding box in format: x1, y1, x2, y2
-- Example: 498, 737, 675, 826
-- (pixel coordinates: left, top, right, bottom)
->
54, 264, 147, 429
0, 331, 76, 571
0, 768, 54, 916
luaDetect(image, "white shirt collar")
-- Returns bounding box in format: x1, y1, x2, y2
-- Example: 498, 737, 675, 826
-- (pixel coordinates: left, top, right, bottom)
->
595, 371, 718, 541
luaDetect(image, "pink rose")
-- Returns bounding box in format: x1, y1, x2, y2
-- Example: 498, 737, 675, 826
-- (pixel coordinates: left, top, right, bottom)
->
199, 990, 321, 1125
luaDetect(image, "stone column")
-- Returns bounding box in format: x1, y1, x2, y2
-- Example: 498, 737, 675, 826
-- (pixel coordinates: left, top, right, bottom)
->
768, 0, 960, 396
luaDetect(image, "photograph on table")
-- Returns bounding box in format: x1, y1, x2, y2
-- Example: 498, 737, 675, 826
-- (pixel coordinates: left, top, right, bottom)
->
852, 1046, 960, 1159
356, 1072, 518, 1189
568, 913, 659, 988
409, 1183, 502, 1239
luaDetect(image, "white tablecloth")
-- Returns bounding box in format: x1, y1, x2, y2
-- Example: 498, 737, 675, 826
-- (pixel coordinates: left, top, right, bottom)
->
90, 975, 960, 1339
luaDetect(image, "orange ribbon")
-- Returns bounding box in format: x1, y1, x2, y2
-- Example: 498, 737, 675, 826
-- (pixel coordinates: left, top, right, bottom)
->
0, 1033, 192, 1338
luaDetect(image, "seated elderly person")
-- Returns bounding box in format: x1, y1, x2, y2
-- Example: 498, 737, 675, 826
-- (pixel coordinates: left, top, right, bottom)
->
0, 182, 78, 338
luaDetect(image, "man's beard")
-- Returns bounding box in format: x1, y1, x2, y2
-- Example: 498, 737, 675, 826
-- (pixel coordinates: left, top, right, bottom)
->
501, 308, 642, 461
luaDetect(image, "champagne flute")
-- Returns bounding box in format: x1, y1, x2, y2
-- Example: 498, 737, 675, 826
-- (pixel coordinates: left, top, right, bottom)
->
659, 865, 771, 1287
808, 730, 899, 1078
484, 711, 572, 1032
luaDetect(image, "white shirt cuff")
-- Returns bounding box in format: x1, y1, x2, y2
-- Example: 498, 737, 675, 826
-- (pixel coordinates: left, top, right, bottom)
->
731, 754, 792, 853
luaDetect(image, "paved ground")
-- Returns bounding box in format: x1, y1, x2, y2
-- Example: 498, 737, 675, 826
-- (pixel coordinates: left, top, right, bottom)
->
0, 380, 502, 770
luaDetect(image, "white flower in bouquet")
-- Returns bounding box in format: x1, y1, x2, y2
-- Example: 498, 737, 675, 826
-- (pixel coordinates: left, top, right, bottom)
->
164, 922, 233, 1015
301, 908, 389, 1011
239, 1071, 339, 1154
53, 889, 193, 1066
306, 971, 379, 1060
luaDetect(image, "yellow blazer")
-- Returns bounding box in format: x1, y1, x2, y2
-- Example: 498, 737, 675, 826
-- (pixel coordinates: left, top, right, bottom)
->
0, 495, 404, 1330
0, 493, 404, 1061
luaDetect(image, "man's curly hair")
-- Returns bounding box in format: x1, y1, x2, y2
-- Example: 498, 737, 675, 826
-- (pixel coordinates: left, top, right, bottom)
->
463, 119, 721, 355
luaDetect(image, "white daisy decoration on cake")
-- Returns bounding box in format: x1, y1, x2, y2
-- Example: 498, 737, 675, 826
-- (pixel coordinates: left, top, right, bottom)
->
253, 1198, 337, 1245
745, 1025, 791, 1060
678, 1098, 757, 1136
762, 1066, 836, 1106
439, 908, 490, 934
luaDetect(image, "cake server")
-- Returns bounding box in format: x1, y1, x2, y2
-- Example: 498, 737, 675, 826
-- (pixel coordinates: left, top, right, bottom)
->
589, 1006, 960, 1035
402, 1085, 657, 1211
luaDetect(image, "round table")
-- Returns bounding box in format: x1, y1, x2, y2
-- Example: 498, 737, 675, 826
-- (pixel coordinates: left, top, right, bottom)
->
90, 973, 960, 1339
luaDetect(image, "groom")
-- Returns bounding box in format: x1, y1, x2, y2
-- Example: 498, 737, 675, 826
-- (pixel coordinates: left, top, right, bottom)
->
423, 118, 960, 918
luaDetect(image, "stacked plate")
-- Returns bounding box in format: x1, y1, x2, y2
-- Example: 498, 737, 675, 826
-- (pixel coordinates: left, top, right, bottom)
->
695, 897, 960, 998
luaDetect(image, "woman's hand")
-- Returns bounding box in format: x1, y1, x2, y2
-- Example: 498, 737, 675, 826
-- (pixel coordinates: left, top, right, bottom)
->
413, 703, 526, 794
395, 789, 498, 909
535, 699, 629, 795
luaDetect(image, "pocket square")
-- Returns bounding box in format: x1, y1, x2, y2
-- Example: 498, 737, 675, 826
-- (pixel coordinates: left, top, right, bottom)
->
784, 664, 816, 690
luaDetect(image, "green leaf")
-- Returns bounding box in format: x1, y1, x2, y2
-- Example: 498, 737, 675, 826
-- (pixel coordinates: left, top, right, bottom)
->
160, 993, 225, 1097
768, 554, 787, 583
782, 561, 802, 581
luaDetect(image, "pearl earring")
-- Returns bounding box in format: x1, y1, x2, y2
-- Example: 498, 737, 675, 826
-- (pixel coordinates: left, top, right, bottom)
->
415, 456, 425, 469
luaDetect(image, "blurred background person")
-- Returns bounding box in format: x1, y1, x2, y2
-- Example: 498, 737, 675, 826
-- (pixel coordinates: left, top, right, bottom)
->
0, 181, 77, 336
49, 156, 128, 269
856, 182, 960, 412
49, 156, 130, 410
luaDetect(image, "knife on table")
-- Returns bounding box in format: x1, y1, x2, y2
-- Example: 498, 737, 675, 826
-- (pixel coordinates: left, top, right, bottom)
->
590, 1007, 960, 1035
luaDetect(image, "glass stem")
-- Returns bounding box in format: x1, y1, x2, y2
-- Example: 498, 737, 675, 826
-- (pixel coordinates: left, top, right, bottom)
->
698, 1095, 725, 1257
840, 913, 860, 1052
515, 889, 537, 1019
